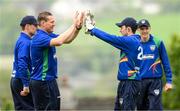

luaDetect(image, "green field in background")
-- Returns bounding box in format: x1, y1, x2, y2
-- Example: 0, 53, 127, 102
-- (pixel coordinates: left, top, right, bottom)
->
0, 70, 13, 110
72, 14, 180, 47
0, 13, 179, 109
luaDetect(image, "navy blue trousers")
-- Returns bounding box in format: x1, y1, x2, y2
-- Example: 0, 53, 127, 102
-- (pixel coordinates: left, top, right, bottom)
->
10, 77, 34, 110
114, 80, 141, 111
137, 78, 163, 110
30, 79, 60, 110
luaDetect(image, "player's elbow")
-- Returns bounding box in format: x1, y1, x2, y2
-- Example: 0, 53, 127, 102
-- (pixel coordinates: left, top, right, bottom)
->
65, 39, 73, 44
50, 40, 62, 46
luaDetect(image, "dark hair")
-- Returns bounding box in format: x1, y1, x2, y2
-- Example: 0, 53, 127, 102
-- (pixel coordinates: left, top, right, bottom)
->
21, 25, 25, 30
38, 11, 53, 23
130, 25, 137, 34
20, 15, 37, 30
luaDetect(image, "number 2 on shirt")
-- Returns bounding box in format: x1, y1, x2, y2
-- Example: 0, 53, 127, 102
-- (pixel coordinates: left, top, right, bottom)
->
137, 46, 143, 60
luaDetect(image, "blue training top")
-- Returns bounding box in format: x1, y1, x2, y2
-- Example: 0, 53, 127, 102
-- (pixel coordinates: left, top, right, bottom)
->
140, 34, 172, 83
91, 28, 142, 80
12, 32, 32, 87
30, 29, 59, 81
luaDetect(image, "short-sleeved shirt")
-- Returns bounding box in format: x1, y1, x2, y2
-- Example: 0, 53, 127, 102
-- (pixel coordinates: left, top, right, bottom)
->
30, 29, 59, 81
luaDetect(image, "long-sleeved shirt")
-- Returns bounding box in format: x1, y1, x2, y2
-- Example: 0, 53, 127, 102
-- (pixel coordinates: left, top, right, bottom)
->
30, 29, 59, 81
12, 32, 32, 87
140, 34, 172, 83
91, 28, 142, 80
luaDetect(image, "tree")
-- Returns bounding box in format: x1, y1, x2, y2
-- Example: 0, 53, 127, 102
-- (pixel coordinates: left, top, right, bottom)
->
163, 34, 180, 109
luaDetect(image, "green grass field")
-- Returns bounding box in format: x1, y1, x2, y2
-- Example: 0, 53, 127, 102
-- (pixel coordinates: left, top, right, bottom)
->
0, 70, 14, 110
84, 14, 180, 44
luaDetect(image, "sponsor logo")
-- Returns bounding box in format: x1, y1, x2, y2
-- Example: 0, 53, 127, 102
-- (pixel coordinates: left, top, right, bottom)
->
142, 54, 154, 59
154, 89, 160, 95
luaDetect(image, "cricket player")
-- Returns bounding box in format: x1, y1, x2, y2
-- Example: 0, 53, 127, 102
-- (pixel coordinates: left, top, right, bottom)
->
85, 14, 143, 110
11, 16, 37, 110
30, 11, 84, 110
137, 19, 173, 110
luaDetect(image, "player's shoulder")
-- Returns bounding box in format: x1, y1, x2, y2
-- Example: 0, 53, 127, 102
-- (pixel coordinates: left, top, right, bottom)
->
133, 34, 141, 39
32, 31, 49, 41
151, 35, 162, 41
17, 35, 30, 45
127, 34, 141, 42
150, 34, 162, 42
49, 33, 59, 38
151, 34, 162, 46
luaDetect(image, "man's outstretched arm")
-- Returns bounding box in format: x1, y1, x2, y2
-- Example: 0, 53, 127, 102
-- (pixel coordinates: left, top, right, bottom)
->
50, 11, 84, 46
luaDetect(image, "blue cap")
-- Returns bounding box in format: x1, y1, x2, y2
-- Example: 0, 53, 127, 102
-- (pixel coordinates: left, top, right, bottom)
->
20, 16, 38, 26
116, 17, 137, 30
138, 19, 150, 27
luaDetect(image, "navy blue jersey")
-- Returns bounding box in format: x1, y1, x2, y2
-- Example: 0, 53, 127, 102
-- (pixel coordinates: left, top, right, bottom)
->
30, 29, 59, 81
12, 32, 32, 87
140, 35, 172, 83
91, 28, 142, 80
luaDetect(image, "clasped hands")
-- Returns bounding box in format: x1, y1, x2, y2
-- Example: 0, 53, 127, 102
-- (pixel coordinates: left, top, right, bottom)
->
73, 10, 95, 32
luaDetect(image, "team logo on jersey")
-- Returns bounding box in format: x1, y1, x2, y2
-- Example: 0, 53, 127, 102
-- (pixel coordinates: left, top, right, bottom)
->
150, 45, 156, 51
143, 54, 154, 59
154, 89, 160, 95
119, 98, 123, 104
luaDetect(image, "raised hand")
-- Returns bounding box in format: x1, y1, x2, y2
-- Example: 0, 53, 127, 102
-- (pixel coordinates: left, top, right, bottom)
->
73, 11, 85, 30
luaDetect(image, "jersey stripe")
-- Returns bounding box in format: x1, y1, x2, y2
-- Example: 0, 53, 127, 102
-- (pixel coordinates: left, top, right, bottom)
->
42, 48, 48, 81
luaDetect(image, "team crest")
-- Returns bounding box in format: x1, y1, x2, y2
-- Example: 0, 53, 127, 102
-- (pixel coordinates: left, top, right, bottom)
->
119, 98, 123, 104
150, 45, 156, 51
154, 89, 160, 95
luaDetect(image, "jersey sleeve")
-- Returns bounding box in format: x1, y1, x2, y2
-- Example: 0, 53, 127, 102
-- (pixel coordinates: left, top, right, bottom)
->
159, 41, 172, 84
49, 33, 59, 38
91, 28, 135, 53
35, 34, 52, 47
17, 42, 31, 87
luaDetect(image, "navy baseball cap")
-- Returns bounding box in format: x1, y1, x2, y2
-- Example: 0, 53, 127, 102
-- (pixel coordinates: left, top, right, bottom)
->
115, 17, 137, 30
20, 16, 38, 26
138, 19, 150, 27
